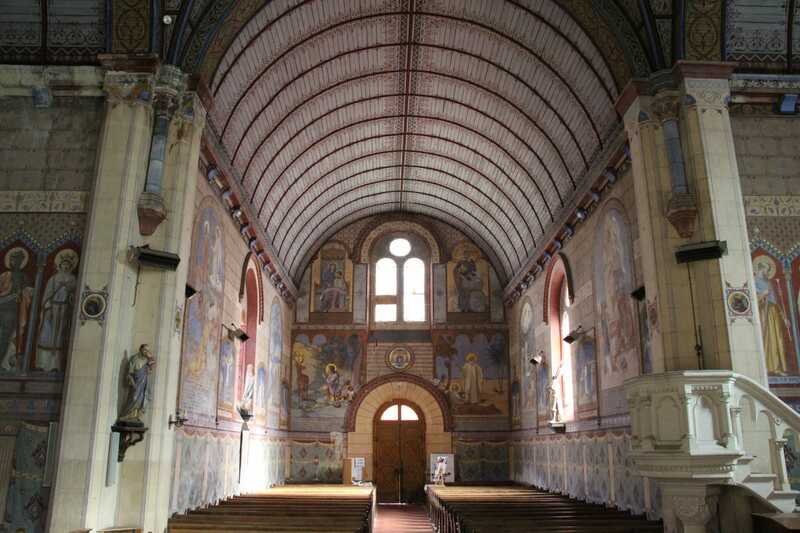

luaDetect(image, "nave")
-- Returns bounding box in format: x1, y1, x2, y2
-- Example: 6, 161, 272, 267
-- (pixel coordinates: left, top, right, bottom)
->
167, 484, 663, 533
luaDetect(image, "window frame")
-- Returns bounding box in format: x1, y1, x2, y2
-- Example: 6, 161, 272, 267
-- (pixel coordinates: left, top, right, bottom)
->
370, 234, 430, 325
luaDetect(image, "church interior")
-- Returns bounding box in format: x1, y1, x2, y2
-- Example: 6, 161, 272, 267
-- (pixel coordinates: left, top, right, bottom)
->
1, 1, 800, 532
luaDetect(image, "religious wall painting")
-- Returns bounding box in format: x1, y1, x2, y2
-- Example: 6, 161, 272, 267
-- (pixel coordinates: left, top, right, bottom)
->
518, 299, 536, 415
447, 242, 490, 313
179, 199, 225, 423
4, 422, 51, 533
386, 346, 414, 371
752, 250, 798, 377
268, 298, 284, 426
593, 207, 640, 393
255, 362, 268, 424
32, 245, 79, 373
0, 244, 37, 374
0, 240, 81, 376
311, 242, 353, 313
291, 331, 364, 421
216, 336, 237, 421
433, 332, 508, 416
573, 334, 598, 417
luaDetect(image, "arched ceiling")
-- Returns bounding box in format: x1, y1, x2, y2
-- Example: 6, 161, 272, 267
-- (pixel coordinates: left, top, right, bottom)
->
8, 0, 799, 286
203, 0, 644, 282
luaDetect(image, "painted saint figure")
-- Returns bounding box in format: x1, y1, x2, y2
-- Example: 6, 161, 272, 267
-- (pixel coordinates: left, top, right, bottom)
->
454, 253, 486, 312
0, 248, 33, 372
318, 263, 348, 311
118, 344, 156, 426
754, 257, 790, 375
324, 363, 341, 401
36, 250, 78, 372
461, 352, 484, 404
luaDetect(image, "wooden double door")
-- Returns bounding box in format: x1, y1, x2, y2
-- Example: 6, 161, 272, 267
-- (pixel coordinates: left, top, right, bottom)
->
373, 402, 426, 503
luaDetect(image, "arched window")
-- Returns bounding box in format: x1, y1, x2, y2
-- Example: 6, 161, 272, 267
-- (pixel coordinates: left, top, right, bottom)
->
372, 236, 428, 323
403, 258, 425, 322
379, 402, 420, 421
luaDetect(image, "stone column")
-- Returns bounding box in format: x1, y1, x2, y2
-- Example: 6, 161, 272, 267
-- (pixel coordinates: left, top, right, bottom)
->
49, 57, 204, 532
619, 62, 768, 386
660, 484, 719, 533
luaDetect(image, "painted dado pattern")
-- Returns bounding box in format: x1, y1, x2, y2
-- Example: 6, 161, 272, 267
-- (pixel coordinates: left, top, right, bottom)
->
454, 439, 509, 482
511, 431, 659, 520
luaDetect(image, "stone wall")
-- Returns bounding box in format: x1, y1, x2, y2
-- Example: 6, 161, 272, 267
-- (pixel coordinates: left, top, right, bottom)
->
0, 93, 99, 532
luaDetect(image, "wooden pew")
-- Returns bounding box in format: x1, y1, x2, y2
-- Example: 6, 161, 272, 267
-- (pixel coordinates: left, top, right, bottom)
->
168, 484, 374, 533
426, 485, 662, 533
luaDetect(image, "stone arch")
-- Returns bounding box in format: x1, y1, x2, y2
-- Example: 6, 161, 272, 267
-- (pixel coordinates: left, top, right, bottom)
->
344, 374, 453, 483
357, 220, 442, 264
239, 251, 264, 323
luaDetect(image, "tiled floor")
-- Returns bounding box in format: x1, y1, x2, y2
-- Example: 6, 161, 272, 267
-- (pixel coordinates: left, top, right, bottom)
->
374, 504, 434, 533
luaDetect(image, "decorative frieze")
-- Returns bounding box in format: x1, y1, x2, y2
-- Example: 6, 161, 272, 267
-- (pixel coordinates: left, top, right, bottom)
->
0, 191, 89, 213
744, 195, 800, 217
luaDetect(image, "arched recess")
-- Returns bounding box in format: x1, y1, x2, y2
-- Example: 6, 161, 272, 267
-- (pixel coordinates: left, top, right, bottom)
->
542, 252, 574, 324
238, 261, 261, 403
240, 251, 265, 323
344, 374, 453, 483
543, 252, 575, 421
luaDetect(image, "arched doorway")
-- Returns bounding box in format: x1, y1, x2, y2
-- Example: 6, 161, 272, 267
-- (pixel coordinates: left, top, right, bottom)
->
373, 401, 426, 503
344, 374, 453, 498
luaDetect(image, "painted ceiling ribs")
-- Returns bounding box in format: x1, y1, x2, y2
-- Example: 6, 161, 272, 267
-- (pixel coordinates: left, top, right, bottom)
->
200, 0, 626, 284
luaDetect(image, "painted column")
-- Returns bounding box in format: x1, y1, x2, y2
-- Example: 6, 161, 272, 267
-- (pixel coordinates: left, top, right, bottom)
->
49, 62, 157, 532
680, 66, 768, 385
619, 62, 768, 386
127, 88, 206, 531
49, 58, 203, 533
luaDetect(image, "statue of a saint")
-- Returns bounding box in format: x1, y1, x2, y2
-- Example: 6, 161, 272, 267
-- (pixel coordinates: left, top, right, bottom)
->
547, 362, 563, 424
117, 344, 156, 427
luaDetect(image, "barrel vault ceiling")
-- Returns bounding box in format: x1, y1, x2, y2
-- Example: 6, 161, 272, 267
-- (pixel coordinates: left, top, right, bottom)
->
2, 0, 798, 285
204, 0, 632, 283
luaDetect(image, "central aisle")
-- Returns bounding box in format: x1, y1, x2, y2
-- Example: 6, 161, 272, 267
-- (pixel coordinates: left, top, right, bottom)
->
374, 504, 434, 533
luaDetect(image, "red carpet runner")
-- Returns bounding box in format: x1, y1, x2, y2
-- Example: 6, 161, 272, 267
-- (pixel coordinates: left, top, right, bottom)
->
374, 504, 435, 533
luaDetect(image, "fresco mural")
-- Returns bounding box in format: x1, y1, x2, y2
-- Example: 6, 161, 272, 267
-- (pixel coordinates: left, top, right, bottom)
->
311, 242, 352, 313
267, 298, 283, 428
291, 332, 364, 427
434, 332, 508, 416
216, 336, 237, 421
0, 240, 81, 375
180, 198, 225, 424
447, 242, 490, 313
513, 299, 535, 426
752, 251, 797, 376
573, 334, 597, 416
593, 207, 639, 398
33, 246, 79, 373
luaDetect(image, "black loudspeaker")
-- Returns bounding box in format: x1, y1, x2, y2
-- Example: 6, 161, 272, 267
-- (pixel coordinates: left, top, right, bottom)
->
675, 241, 727, 264
129, 246, 181, 270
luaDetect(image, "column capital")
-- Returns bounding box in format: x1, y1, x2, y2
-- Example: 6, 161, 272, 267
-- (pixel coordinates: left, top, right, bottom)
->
616, 61, 737, 116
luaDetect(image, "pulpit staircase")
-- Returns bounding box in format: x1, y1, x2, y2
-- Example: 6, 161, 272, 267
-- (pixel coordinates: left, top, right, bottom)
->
627, 371, 800, 529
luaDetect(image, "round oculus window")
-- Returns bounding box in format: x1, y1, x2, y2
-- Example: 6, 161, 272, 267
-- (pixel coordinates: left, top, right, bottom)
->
389, 238, 411, 257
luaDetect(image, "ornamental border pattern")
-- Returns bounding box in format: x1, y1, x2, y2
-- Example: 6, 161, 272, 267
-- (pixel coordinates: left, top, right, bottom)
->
0, 191, 89, 213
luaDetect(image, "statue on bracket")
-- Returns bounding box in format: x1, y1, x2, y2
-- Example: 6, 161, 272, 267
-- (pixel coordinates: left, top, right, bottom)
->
117, 344, 156, 426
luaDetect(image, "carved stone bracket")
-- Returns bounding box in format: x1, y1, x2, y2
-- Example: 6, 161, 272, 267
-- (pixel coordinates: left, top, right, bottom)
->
111, 424, 148, 462
665, 191, 698, 238
136, 191, 167, 236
